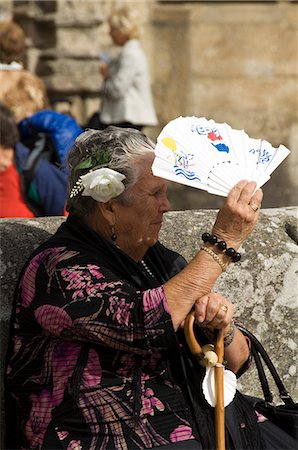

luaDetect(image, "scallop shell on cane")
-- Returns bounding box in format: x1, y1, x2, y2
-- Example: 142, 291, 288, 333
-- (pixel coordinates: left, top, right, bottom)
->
202, 366, 237, 407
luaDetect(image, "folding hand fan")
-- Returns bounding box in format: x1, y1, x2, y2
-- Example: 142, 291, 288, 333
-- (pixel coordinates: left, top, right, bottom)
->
152, 116, 290, 196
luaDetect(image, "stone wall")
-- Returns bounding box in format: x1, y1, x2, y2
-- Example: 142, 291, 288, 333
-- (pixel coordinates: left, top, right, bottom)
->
0, 0, 297, 210
0, 208, 297, 447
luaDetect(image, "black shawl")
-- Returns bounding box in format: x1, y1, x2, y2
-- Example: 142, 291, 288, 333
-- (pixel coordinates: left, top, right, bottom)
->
6, 214, 264, 450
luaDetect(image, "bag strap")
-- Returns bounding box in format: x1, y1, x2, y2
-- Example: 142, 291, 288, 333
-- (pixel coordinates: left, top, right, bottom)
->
22, 133, 47, 187
238, 325, 294, 406
251, 343, 273, 403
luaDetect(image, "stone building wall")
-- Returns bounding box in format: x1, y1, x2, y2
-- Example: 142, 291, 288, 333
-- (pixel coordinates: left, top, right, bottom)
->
1, 0, 297, 209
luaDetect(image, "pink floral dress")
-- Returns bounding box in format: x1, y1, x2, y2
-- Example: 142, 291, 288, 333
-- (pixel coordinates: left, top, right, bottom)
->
6, 216, 261, 450
6, 216, 200, 450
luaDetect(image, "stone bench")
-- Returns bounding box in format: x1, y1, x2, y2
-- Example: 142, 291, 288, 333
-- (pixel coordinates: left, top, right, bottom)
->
1, 208, 297, 447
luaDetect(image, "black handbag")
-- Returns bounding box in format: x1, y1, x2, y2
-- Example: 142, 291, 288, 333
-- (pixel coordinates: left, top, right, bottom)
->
238, 325, 298, 441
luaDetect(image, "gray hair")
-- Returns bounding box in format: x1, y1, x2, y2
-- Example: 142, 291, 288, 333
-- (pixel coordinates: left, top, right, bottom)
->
66, 126, 155, 218
108, 6, 141, 40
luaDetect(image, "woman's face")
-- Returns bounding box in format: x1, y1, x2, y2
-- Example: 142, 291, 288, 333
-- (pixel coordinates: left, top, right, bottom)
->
109, 26, 130, 46
112, 164, 171, 261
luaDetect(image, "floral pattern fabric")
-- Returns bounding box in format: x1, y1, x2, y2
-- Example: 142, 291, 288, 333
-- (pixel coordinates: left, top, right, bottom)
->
6, 227, 198, 450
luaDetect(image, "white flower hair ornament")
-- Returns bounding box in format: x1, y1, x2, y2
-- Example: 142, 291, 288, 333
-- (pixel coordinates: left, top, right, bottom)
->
80, 168, 126, 202
69, 168, 126, 202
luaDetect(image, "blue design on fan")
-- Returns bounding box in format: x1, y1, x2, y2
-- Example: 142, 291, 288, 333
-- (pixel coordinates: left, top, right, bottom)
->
249, 148, 272, 164
174, 165, 201, 181
211, 143, 230, 153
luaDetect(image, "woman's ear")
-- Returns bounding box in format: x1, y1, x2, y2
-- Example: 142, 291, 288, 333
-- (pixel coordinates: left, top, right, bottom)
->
96, 200, 116, 226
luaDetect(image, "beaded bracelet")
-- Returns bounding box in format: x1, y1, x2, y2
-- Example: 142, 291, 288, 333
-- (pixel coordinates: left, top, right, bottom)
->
201, 246, 227, 272
223, 321, 236, 347
202, 232, 241, 262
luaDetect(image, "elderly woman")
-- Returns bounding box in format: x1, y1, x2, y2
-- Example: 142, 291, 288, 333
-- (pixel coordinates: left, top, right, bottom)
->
0, 20, 49, 122
6, 127, 264, 450
89, 6, 157, 131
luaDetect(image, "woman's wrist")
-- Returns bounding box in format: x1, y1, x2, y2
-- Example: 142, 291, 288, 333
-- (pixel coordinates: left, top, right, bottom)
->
223, 321, 236, 347
202, 321, 236, 347
200, 246, 228, 272
211, 227, 243, 251
201, 232, 242, 263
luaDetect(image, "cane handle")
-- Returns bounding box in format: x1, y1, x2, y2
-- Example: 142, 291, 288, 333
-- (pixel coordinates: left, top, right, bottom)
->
184, 310, 218, 367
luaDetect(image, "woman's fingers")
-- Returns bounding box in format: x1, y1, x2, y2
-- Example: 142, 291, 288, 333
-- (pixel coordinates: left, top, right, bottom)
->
194, 293, 233, 329
227, 180, 256, 204
249, 187, 263, 210
247, 188, 263, 215
227, 180, 260, 210
195, 295, 209, 323
212, 180, 263, 248
237, 181, 258, 207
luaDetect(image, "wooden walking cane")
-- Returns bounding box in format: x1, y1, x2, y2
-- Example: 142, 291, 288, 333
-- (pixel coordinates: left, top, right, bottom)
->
184, 311, 226, 450
214, 328, 225, 450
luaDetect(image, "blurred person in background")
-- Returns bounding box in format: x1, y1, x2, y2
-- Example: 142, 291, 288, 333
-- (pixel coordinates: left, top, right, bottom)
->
0, 102, 68, 217
0, 19, 49, 122
18, 108, 83, 171
87, 6, 157, 131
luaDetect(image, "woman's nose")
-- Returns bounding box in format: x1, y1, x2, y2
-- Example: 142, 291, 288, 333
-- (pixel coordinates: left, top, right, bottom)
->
160, 195, 171, 213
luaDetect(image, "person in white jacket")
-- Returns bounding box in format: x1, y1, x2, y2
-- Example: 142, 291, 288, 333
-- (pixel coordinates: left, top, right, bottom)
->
94, 6, 158, 131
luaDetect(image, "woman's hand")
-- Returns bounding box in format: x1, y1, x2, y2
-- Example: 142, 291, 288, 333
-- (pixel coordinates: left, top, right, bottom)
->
164, 181, 262, 332
194, 292, 249, 373
212, 180, 263, 250
100, 62, 109, 79
194, 292, 233, 334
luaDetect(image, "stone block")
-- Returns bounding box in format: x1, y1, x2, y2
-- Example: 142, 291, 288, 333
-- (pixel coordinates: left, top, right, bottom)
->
189, 23, 297, 78
13, 0, 57, 18
191, 1, 297, 25
151, 6, 191, 123
0, 0, 13, 20
56, 0, 106, 26
55, 27, 106, 55
39, 58, 102, 94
